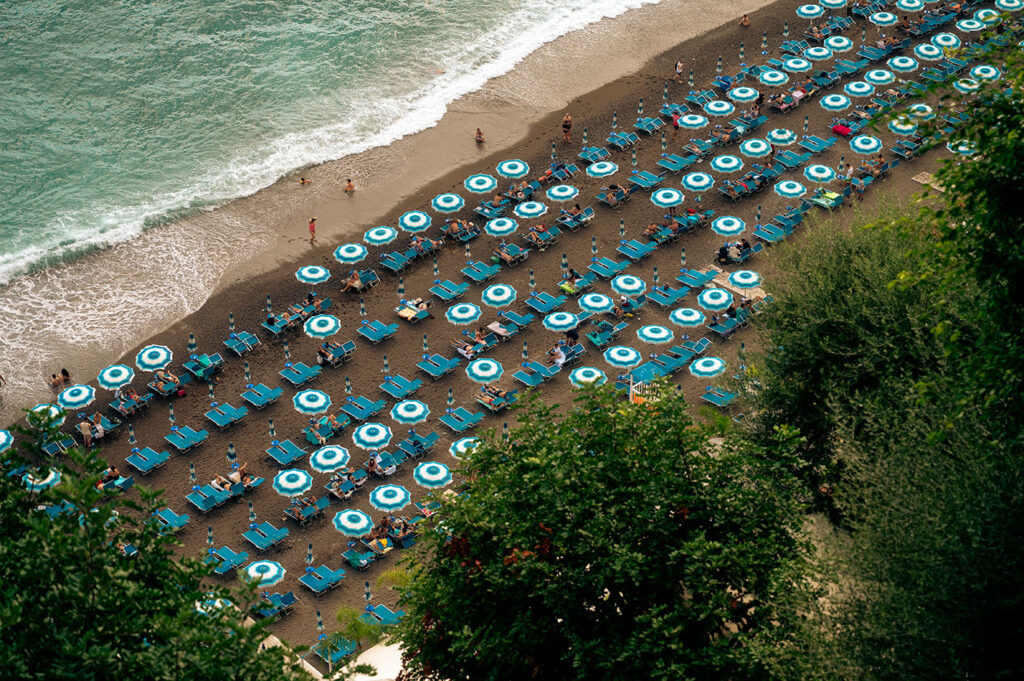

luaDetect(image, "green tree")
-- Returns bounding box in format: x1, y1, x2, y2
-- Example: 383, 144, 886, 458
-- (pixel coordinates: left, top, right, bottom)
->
395, 387, 812, 681
0, 416, 315, 681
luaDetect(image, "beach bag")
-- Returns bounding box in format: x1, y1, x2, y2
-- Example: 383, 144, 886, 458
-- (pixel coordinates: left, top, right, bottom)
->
177, 388, 187, 397
832, 123, 852, 137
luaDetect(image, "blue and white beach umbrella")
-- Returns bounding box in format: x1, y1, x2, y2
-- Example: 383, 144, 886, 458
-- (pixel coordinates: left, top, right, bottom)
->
611, 274, 647, 296
586, 161, 619, 178
413, 462, 452, 488
481, 284, 517, 307
135, 344, 172, 371
0, 430, 13, 454
296, 265, 332, 283
712, 216, 746, 236
364, 226, 398, 245
636, 325, 674, 344
908, 103, 936, 121
767, 128, 798, 145
23, 469, 61, 492
850, 135, 883, 154
369, 484, 411, 511
464, 173, 498, 193
956, 19, 984, 31
543, 311, 580, 332
844, 81, 875, 97
352, 423, 393, 450
970, 65, 1001, 82
996, 0, 1024, 11
651, 187, 684, 208
514, 201, 547, 219
496, 159, 530, 178
669, 307, 706, 327
678, 114, 709, 129
698, 288, 733, 310
824, 36, 854, 52
334, 243, 368, 264
245, 560, 286, 586
796, 4, 825, 18
603, 345, 643, 368
783, 57, 813, 73
710, 155, 744, 173
465, 358, 504, 383
97, 364, 134, 390
870, 11, 898, 26
759, 69, 789, 86
888, 56, 919, 72
293, 389, 331, 415
579, 292, 615, 313
739, 138, 771, 158
804, 46, 834, 60
775, 180, 808, 198
546, 184, 579, 202
484, 217, 518, 236
681, 172, 715, 192
727, 86, 760, 102
947, 140, 978, 156
568, 366, 607, 387
865, 69, 895, 85
431, 193, 464, 213
896, 0, 925, 10
689, 356, 727, 377
932, 32, 961, 49
974, 8, 1001, 24
446, 302, 481, 325
804, 164, 836, 182
310, 445, 350, 473
391, 400, 430, 424
399, 210, 431, 232
914, 43, 943, 61
57, 385, 95, 410
729, 270, 762, 288
820, 94, 851, 111
449, 436, 480, 459
274, 469, 313, 497
304, 314, 341, 339
704, 100, 736, 116
888, 116, 919, 135
821, 0, 847, 9
955, 76, 980, 94
332, 509, 374, 537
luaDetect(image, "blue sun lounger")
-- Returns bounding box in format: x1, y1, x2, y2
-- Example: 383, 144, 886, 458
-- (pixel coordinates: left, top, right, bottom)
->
585, 320, 628, 348
357, 319, 399, 344
187, 484, 232, 514
753, 223, 793, 243
627, 170, 665, 190
798, 135, 837, 155
551, 162, 579, 182
342, 547, 375, 570
380, 373, 422, 400
126, 446, 171, 475
395, 300, 432, 324
647, 284, 691, 307
498, 309, 535, 329
204, 402, 248, 430
524, 291, 567, 315
396, 431, 440, 459
303, 413, 349, 445
280, 361, 321, 387
606, 131, 640, 149
223, 331, 260, 357
39, 433, 75, 457
240, 383, 282, 409
558, 271, 596, 296
675, 268, 716, 288
587, 256, 630, 280
101, 474, 136, 493
476, 388, 519, 412
183, 353, 224, 382
243, 521, 290, 552
283, 496, 330, 526
461, 260, 501, 284
109, 391, 155, 417
656, 153, 698, 174
148, 372, 192, 398
300, 564, 347, 596
361, 604, 406, 627
341, 395, 386, 422
205, 546, 249, 576
323, 340, 356, 367
264, 439, 307, 467
616, 239, 657, 261
439, 406, 485, 433
417, 353, 461, 380
659, 101, 689, 118
379, 251, 412, 274
577, 146, 610, 164
255, 591, 298, 619
164, 425, 209, 453
429, 279, 469, 302
152, 507, 190, 533
562, 343, 587, 367
512, 360, 561, 387
308, 635, 359, 668
634, 116, 664, 134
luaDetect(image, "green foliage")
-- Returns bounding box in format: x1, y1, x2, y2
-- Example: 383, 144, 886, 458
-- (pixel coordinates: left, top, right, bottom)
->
395, 387, 812, 681
0, 418, 314, 681
336, 606, 385, 647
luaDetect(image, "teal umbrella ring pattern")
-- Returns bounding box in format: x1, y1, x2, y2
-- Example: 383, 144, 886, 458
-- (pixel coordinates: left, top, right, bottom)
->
296, 265, 332, 283
932, 32, 961, 49
888, 116, 919, 135
727, 86, 759, 102
914, 43, 943, 61
953, 78, 980, 94
543, 312, 580, 332
729, 270, 762, 288
611, 274, 647, 296
690, 356, 727, 377
369, 484, 411, 511
579, 292, 614, 313
796, 3, 824, 19
464, 173, 498, 193
759, 69, 789, 86
739, 139, 771, 158
513, 201, 548, 219
637, 325, 674, 344
586, 161, 619, 178
865, 69, 895, 85
352, 423, 393, 450
678, 114, 709, 129
293, 389, 331, 415
971, 65, 1001, 82
775, 180, 808, 198
449, 436, 480, 459
304, 314, 341, 338
824, 36, 853, 51
783, 57, 813, 73
669, 308, 706, 327
431, 193, 464, 213
399, 210, 431, 232
698, 288, 733, 310
603, 345, 643, 368
844, 81, 875, 97
245, 560, 286, 586
481, 284, 517, 307
414, 462, 452, 488
804, 46, 833, 61
710, 155, 743, 173
24, 469, 61, 492
29, 403, 64, 426
333, 509, 374, 537
310, 445, 350, 473
546, 184, 579, 201
870, 11, 898, 26
58, 385, 95, 410
681, 172, 715, 192
465, 358, 504, 383
364, 226, 398, 245
821, 94, 851, 111
804, 164, 836, 182
334, 243, 368, 264
704, 100, 735, 116
98, 364, 134, 390
446, 302, 482, 325
273, 469, 313, 497
496, 159, 529, 178
135, 344, 173, 371
712, 216, 746, 236
390, 400, 430, 424
485, 217, 518, 236
651, 187, 684, 208
850, 135, 883, 154
888, 56, 919, 72
767, 128, 797, 146
568, 366, 608, 387
0, 429, 13, 454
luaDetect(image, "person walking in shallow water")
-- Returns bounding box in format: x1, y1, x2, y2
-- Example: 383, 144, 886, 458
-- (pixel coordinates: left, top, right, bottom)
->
308, 217, 317, 244
561, 113, 572, 143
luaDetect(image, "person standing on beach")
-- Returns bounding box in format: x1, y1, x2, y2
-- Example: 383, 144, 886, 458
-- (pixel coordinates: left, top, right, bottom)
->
739, 14, 750, 27
670, 112, 681, 141
674, 59, 684, 83
561, 114, 572, 143
308, 217, 318, 244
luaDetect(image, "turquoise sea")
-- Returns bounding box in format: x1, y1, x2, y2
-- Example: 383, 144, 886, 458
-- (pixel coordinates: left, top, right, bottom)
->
0, 0, 659, 285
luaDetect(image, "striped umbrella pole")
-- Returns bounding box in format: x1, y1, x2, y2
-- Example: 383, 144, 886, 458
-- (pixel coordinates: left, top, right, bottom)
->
582, 127, 588, 144
803, 115, 809, 133
619, 218, 625, 237
345, 375, 353, 395
631, 147, 637, 168
739, 340, 747, 364
365, 580, 371, 603
316, 609, 324, 642
591, 236, 598, 255
383, 350, 391, 373
522, 340, 529, 360
762, 31, 768, 51
306, 542, 313, 567
840, 155, 845, 167
464, 243, 471, 259
612, 111, 617, 129
128, 423, 136, 446
244, 360, 251, 383
447, 388, 454, 408
502, 422, 509, 443
168, 402, 175, 424
432, 258, 438, 276
397, 277, 405, 298
551, 141, 556, 161
422, 334, 429, 353
688, 69, 694, 87
661, 130, 667, 152
739, 42, 745, 60
653, 266, 660, 286
190, 462, 196, 485
229, 312, 235, 332
227, 442, 237, 465
681, 247, 687, 265
207, 525, 212, 547
282, 338, 291, 361
756, 204, 762, 223
716, 56, 722, 73
662, 82, 668, 102
208, 383, 215, 401
861, 25, 866, 41
248, 500, 256, 523
268, 418, 276, 438
560, 252, 568, 273
638, 98, 644, 116
529, 269, 536, 290
359, 297, 366, 317
187, 332, 197, 353
784, 21, 789, 37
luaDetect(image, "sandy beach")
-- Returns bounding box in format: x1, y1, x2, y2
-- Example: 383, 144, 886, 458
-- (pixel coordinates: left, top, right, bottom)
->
3, 0, 958, 667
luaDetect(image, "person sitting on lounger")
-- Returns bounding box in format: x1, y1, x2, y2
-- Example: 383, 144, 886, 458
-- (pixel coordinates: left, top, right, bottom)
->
392, 517, 415, 541
156, 369, 180, 387
453, 340, 477, 359
568, 203, 582, 216
325, 413, 343, 431
605, 184, 625, 207
366, 458, 382, 477
227, 463, 254, 487
808, 24, 825, 41
711, 128, 732, 143
548, 344, 566, 367
643, 222, 660, 238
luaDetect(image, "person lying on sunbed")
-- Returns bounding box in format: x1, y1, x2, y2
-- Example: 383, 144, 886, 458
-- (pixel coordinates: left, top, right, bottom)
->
486, 320, 512, 338
548, 343, 566, 367
720, 179, 747, 199
392, 517, 415, 541
156, 369, 180, 387
479, 384, 510, 403
767, 93, 793, 112
808, 24, 825, 41
494, 241, 517, 264
524, 225, 545, 246
711, 128, 732, 143
227, 463, 255, 487
642, 222, 661, 238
